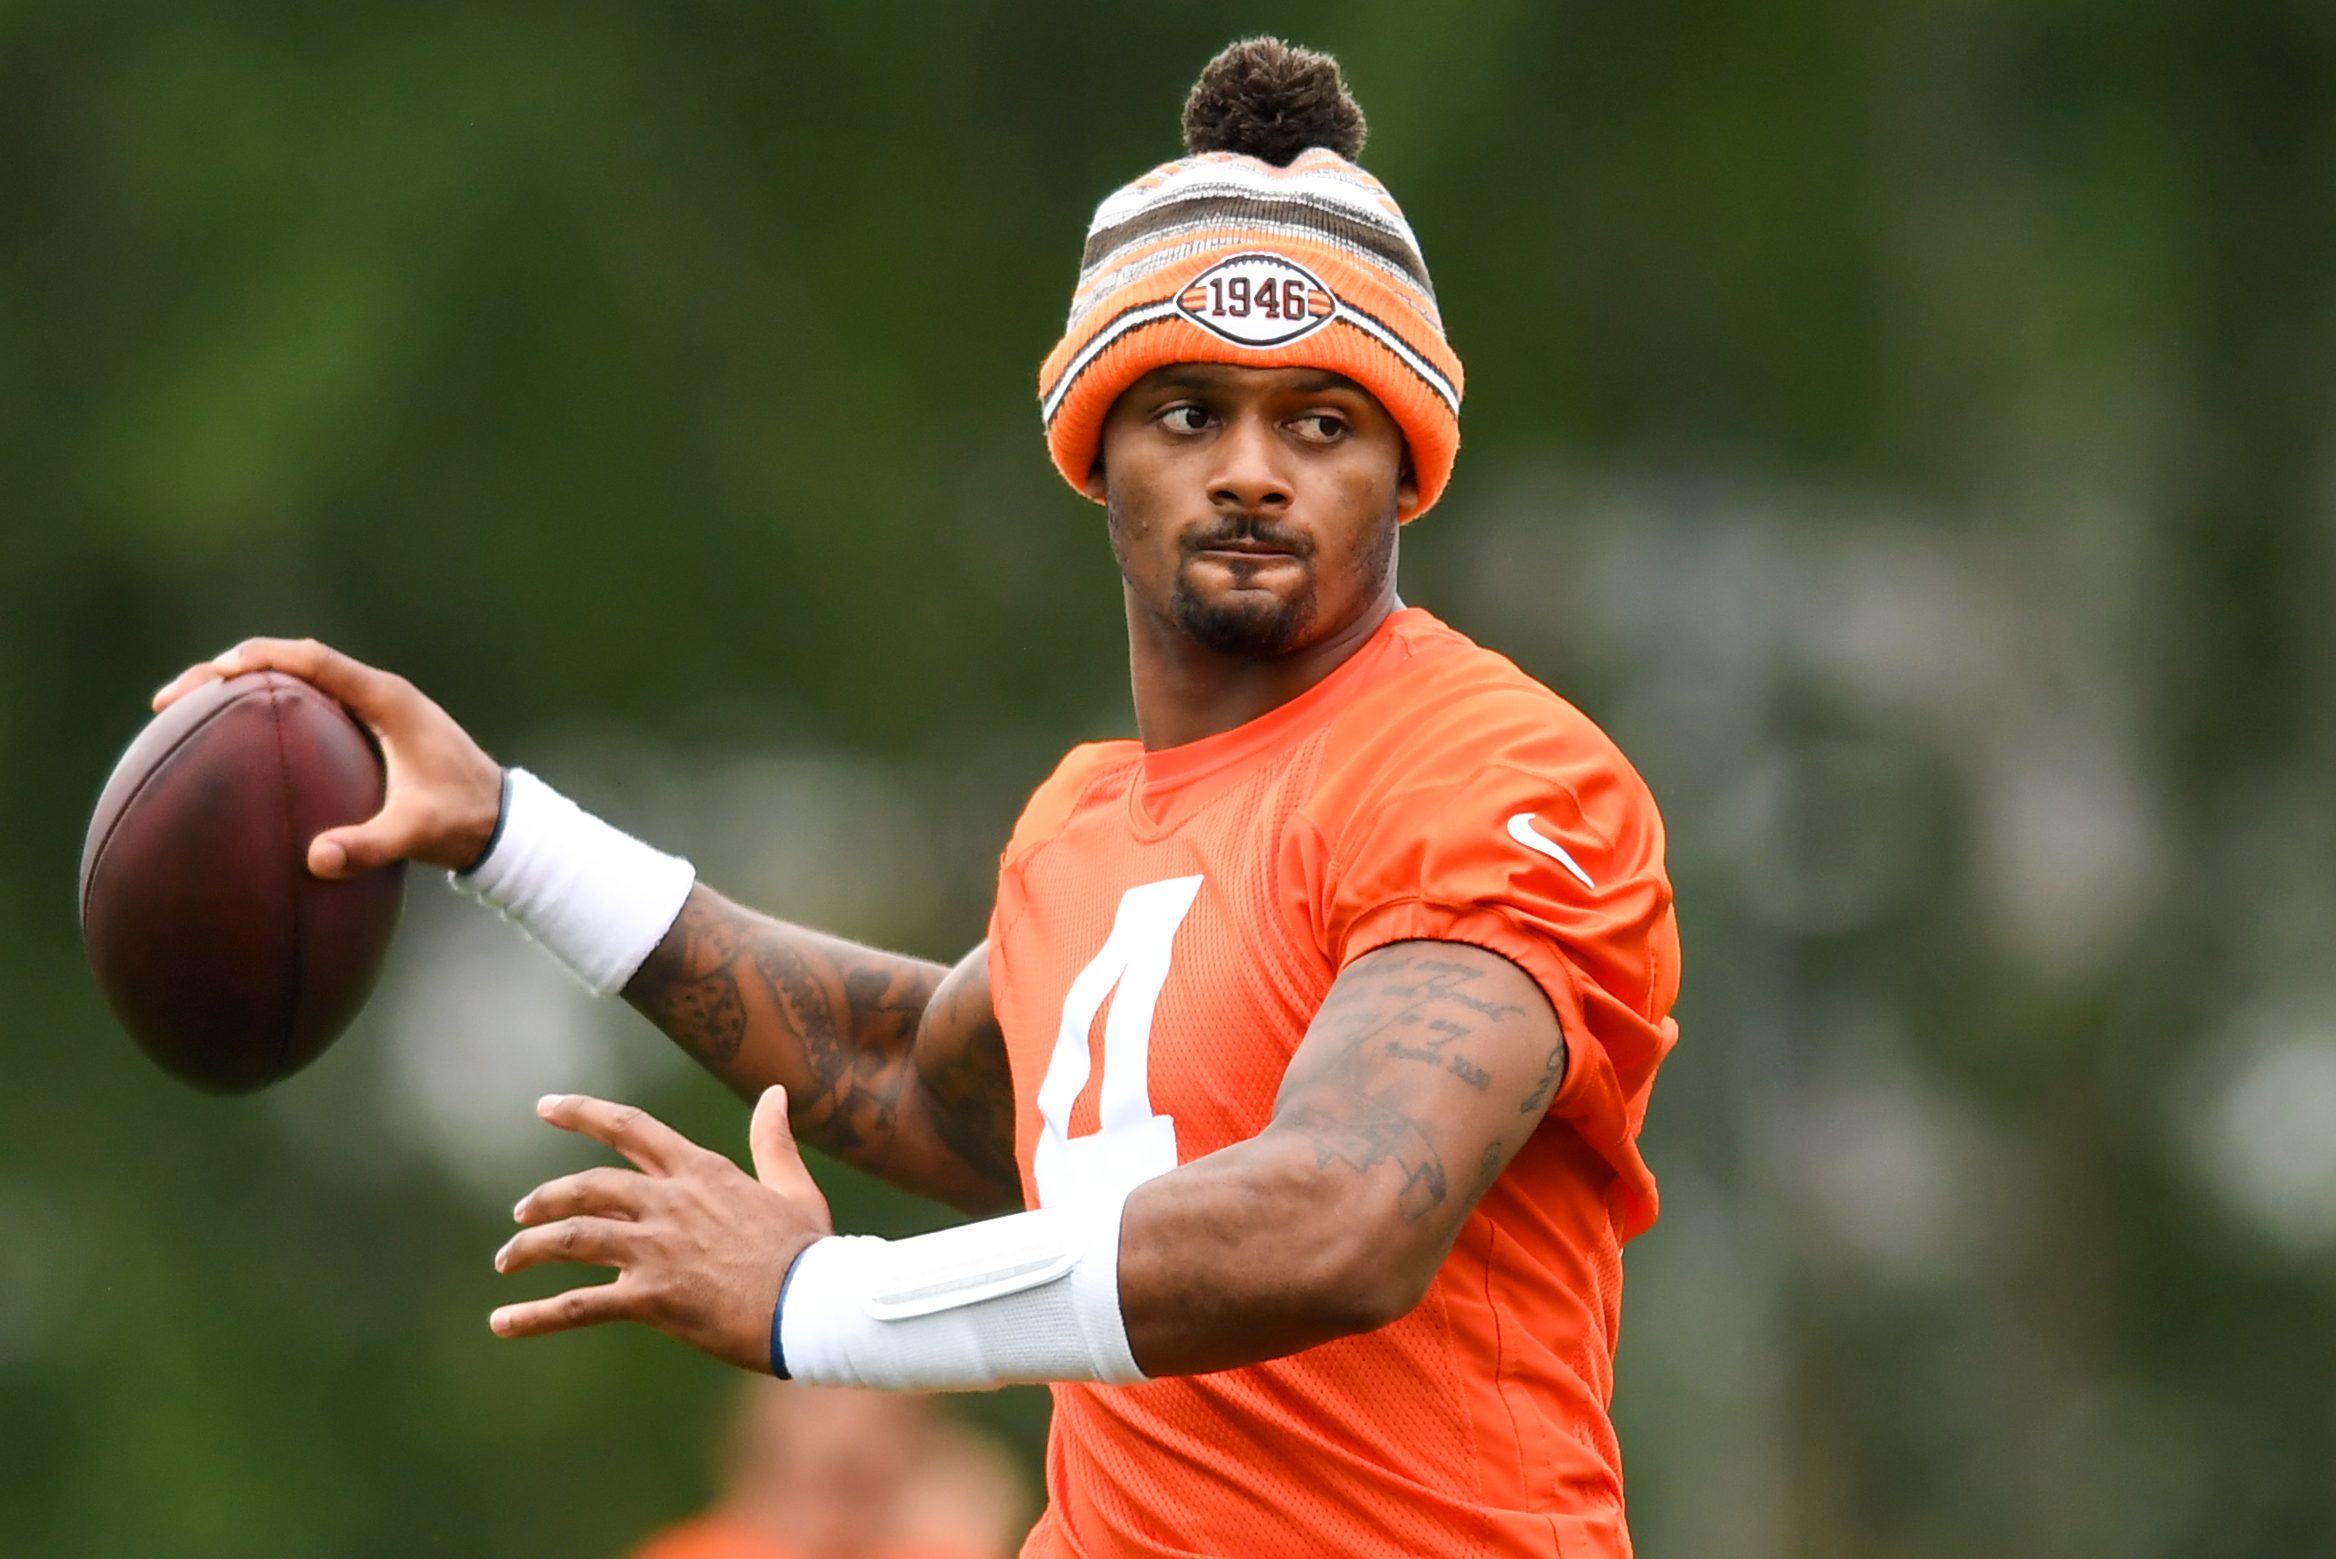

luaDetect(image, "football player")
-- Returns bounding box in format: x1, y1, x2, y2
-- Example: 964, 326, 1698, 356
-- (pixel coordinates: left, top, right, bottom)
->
157, 38, 1679, 1559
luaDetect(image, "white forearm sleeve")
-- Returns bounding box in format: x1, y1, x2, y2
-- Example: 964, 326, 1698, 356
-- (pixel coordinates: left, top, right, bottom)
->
778, 1196, 1146, 1390
447, 768, 696, 996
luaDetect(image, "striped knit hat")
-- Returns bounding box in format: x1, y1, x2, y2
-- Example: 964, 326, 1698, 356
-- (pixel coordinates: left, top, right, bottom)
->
1038, 41, 1464, 521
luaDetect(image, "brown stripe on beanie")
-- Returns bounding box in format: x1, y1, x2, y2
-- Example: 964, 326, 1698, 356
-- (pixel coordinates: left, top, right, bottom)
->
1081, 191, 1435, 292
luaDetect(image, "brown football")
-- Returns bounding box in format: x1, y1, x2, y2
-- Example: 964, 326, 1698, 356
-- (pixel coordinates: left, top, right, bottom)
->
78, 671, 405, 1092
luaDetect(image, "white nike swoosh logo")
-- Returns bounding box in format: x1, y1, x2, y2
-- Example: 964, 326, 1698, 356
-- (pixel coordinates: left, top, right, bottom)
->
1505, 813, 1595, 890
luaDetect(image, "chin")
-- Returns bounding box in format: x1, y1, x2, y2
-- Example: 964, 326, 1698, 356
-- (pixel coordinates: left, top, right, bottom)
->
1170, 576, 1318, 658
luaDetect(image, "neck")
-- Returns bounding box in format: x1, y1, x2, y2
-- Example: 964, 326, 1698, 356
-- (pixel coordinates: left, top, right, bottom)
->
1124, 588, 1400, 751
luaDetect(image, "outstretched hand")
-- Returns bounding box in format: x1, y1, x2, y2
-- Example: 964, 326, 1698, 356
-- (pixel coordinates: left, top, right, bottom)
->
149, 636, 502, 878
491, 1089, 833, 1372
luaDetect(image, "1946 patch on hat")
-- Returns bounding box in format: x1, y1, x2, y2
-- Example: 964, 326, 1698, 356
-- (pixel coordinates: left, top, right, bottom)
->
1039, 144, 1465, 520
1175, 254, 1338, 348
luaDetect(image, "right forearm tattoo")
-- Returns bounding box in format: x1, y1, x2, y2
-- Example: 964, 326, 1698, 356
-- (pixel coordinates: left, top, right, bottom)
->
911, 976, 1022, 1201
624, 890, 946, 1166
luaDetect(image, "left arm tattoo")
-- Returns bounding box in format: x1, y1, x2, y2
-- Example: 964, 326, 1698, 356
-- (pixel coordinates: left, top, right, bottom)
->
1112, 939, 1571, 1375
1272, 946, 1563, 1236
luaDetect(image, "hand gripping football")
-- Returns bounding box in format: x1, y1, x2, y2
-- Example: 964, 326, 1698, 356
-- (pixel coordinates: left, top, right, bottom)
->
78, 672, 405, 1092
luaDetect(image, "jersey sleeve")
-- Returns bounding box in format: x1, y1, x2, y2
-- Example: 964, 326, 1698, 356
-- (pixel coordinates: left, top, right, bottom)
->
1303, 699, 1680, 1236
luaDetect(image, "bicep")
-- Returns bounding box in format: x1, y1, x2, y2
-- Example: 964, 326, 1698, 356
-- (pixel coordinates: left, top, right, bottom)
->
1114, 938, 1566, 1373
1265, 938, 1566, 1249
902, 942, 1025, 1216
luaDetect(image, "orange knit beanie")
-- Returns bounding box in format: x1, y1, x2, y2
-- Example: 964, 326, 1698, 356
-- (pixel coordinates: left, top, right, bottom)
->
1037, 41, 1464, 521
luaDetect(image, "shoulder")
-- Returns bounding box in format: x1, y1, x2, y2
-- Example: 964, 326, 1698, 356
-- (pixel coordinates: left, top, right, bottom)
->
1295, 617, 1681, 1039
1311, 612, 1658, 848
1000, 739, 1141, 870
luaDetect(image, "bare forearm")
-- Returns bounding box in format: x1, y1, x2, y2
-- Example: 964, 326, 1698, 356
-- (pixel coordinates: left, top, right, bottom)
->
894, 960, 1025, 1215
622, 885, 945, 1170
1117, 941, 1565, 1377
623, 888, 1022, 1215
1117, 1133, 1433, 1375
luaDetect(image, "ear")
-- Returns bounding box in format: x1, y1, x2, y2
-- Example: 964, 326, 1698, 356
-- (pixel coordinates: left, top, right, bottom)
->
1396, 454, 1419, 515
1081, 459, 1108, 503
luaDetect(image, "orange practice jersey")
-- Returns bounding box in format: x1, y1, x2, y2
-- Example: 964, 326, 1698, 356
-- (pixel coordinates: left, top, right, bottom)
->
986, 608, 1680, 1559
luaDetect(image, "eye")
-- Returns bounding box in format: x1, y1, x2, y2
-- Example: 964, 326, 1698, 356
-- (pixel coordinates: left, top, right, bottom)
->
1291, 412, 1349, 443
1158, 404, 1212, 434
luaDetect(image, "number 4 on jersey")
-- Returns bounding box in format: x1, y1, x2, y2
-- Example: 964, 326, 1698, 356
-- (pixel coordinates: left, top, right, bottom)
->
1031, 876, 1203, 1211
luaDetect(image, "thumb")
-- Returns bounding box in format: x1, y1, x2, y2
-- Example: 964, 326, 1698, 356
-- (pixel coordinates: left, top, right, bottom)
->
306, 821, 406, 879
750, 1086, 818, 1196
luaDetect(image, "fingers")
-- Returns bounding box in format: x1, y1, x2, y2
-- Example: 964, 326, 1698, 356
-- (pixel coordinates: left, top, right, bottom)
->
216, 636, 397, 708
489, 1277, 636, 1339
150, 661, 227, 711
536, 1094, 702, 1177
512, 1165, 651, 1226
749, 1086, 819, 1198
152, 641, 267, 711
493, 1215, 638, 1277
498, 1092, 831, 1370
151, 636, 399, 716
148, 637, 504, 876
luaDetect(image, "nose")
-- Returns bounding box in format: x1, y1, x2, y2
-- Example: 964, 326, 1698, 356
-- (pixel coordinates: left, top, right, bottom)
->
1207, 412, 1293, 513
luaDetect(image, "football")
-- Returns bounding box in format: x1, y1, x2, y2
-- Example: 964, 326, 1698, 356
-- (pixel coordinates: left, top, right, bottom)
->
78, 671, 405, 1092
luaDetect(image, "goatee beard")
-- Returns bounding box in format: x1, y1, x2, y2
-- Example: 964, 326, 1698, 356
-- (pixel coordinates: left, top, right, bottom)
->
1170, 571, 1316, 657
1167, 510, 1321, 658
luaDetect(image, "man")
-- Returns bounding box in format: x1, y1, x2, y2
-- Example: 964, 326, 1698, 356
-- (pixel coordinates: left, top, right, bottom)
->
626, 1381, 1024, 1559
156, 38, 1678, 1558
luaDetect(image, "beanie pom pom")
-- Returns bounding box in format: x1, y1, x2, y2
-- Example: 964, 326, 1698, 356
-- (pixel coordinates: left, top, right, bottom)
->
1181, 38, 1366, 167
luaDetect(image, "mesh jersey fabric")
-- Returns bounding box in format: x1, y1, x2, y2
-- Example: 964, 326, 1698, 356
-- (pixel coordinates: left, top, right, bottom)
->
986, 608, 1680, 1559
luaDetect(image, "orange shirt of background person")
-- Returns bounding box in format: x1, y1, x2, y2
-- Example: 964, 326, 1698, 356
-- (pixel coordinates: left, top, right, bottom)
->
627, 1381, 1028, 1559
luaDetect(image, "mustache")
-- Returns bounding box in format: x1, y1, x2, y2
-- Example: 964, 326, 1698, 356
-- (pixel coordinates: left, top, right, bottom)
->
1181, 513, 1314, 557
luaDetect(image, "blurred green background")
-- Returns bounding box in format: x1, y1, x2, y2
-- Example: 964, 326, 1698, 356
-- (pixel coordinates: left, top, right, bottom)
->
6, 1, 2334, 1554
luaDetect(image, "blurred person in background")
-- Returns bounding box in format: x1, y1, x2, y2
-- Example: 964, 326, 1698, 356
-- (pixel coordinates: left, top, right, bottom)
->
629, 1381, 1025, 1559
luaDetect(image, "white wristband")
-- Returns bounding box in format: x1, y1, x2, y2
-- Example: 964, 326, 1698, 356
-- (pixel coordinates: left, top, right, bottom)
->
777, 1194, 1146, 1391
448, 768, 697, 996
